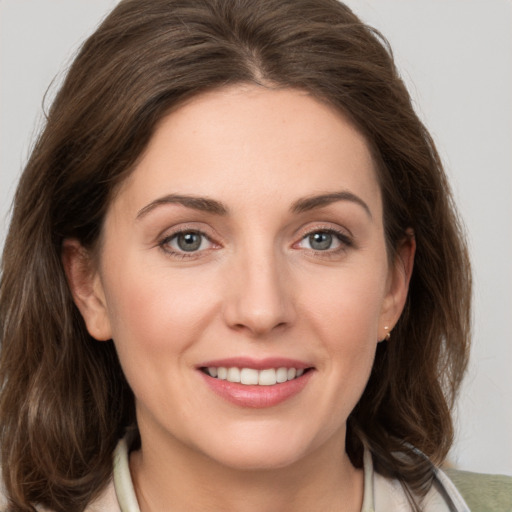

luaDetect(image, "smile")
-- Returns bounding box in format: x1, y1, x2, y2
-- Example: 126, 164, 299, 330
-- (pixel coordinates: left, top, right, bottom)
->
198, 359, 314, 408
202, 367, 306, 386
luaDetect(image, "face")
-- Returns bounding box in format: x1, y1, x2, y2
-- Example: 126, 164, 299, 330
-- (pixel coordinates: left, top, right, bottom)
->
66, 85, 413, 471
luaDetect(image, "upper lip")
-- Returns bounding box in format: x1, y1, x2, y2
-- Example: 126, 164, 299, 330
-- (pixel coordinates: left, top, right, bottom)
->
197, 357, 312, 370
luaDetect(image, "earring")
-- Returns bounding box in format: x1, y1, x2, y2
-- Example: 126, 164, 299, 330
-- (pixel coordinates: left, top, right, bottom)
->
382, 326, 391, 342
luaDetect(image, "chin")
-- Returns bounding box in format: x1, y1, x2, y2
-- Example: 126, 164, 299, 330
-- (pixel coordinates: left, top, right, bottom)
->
210, 446, 306, 472
195, 423, 332, 472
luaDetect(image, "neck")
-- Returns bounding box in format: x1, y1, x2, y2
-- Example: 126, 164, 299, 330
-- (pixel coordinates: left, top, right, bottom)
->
130, 426, 364, 512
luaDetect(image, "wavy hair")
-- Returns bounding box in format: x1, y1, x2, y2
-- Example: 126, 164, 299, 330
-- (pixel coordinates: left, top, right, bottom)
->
0, 0, 471, 510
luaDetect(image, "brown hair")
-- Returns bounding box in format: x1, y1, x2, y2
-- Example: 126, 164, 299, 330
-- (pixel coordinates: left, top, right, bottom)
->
0, 0, 471, 510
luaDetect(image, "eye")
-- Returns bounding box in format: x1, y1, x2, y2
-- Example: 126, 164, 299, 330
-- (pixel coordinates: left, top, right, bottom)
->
161, 230, 213, 254
296, 229, 352, 252
305, 231, 337, 251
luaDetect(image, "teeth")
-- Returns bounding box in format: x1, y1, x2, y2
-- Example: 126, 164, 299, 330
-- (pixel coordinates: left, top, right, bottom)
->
227, 367, 241, 383
276, 367, 288, 383
241, 368, 259, 385
258, 369, 276, 386
206, 366, 307, 385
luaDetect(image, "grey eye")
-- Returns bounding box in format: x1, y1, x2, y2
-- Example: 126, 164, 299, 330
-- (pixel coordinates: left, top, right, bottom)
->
307, 231, 334, 250
175, 231, 204, 252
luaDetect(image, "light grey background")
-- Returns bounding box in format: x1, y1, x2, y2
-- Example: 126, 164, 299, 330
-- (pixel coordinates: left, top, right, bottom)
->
1, 0, 511, 475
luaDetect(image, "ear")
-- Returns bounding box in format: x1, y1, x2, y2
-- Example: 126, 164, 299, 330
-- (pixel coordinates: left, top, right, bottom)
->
61, 239, 112, 341
378, 230, 416, 341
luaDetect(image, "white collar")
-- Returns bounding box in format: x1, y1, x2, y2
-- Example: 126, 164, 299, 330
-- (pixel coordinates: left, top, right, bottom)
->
90, 435, 469, 512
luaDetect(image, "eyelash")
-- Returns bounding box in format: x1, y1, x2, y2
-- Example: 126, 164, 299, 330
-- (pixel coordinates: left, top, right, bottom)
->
296, 227, 354, 256
157, 226, 354, 260
158, 229, 217, 260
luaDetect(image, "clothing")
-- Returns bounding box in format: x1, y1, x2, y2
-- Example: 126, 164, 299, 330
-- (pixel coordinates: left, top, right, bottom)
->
2, 437, 510, 511
443, 469, 512, 512
81, 436, 475, 512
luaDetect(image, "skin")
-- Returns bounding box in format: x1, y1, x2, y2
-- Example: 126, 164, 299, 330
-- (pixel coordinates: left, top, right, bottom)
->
64, 85, 414, 512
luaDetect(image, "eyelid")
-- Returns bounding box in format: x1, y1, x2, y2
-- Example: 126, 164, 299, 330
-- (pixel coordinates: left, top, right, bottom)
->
295, 222, 353, 241
292, 223, 355, 253
156, 221, 220, 244
166, 230, 211, 250
156, 223, 221, 259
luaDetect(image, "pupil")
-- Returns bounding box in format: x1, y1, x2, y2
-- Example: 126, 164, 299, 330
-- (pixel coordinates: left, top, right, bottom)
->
309, 232, 332, 250
177, 232, 201, 251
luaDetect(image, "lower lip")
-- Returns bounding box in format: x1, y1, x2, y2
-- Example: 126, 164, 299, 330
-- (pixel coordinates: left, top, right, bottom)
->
199, 370, 313, 408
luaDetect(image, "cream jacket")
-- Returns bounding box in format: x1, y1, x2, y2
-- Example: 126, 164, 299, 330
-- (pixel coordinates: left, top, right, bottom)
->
3, 436, 511, 511
81, 437, 471, 512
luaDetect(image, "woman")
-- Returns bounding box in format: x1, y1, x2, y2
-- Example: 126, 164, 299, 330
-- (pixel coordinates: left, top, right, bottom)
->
0, 0, 509, 511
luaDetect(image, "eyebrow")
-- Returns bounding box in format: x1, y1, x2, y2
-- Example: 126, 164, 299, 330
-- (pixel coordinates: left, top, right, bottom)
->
136, 194, 228, 220
291, 191, 372, 218
136, 190, 372, 220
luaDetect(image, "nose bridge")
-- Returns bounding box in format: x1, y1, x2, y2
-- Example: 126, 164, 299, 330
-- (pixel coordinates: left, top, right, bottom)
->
223, 237, 294, 336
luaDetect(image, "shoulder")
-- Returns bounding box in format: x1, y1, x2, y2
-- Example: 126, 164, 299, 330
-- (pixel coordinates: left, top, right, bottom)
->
0, 476, 120, 512
0, 471, 8, 511
83, 479, 121, 512
444, 468, 512, 512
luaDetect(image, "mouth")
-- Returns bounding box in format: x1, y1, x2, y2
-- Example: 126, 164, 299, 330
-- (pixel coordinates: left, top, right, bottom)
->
200, 366, 311, 386
197, 359, 315, 408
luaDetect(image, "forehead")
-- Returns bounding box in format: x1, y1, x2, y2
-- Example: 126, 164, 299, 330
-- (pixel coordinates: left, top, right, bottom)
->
114, 85, 381, 218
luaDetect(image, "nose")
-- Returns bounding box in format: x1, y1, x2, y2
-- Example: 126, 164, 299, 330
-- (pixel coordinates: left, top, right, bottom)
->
222, 246, 296, 337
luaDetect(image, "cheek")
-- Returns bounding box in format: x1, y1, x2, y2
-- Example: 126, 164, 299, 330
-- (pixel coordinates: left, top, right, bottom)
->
298, 259, 388, 405
101, 256, 220, 359
302, 264, 388, 340
101, 263, 222, 413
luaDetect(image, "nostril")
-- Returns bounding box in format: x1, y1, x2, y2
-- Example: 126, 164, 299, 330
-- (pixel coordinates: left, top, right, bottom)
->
221, 266, 296, 336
